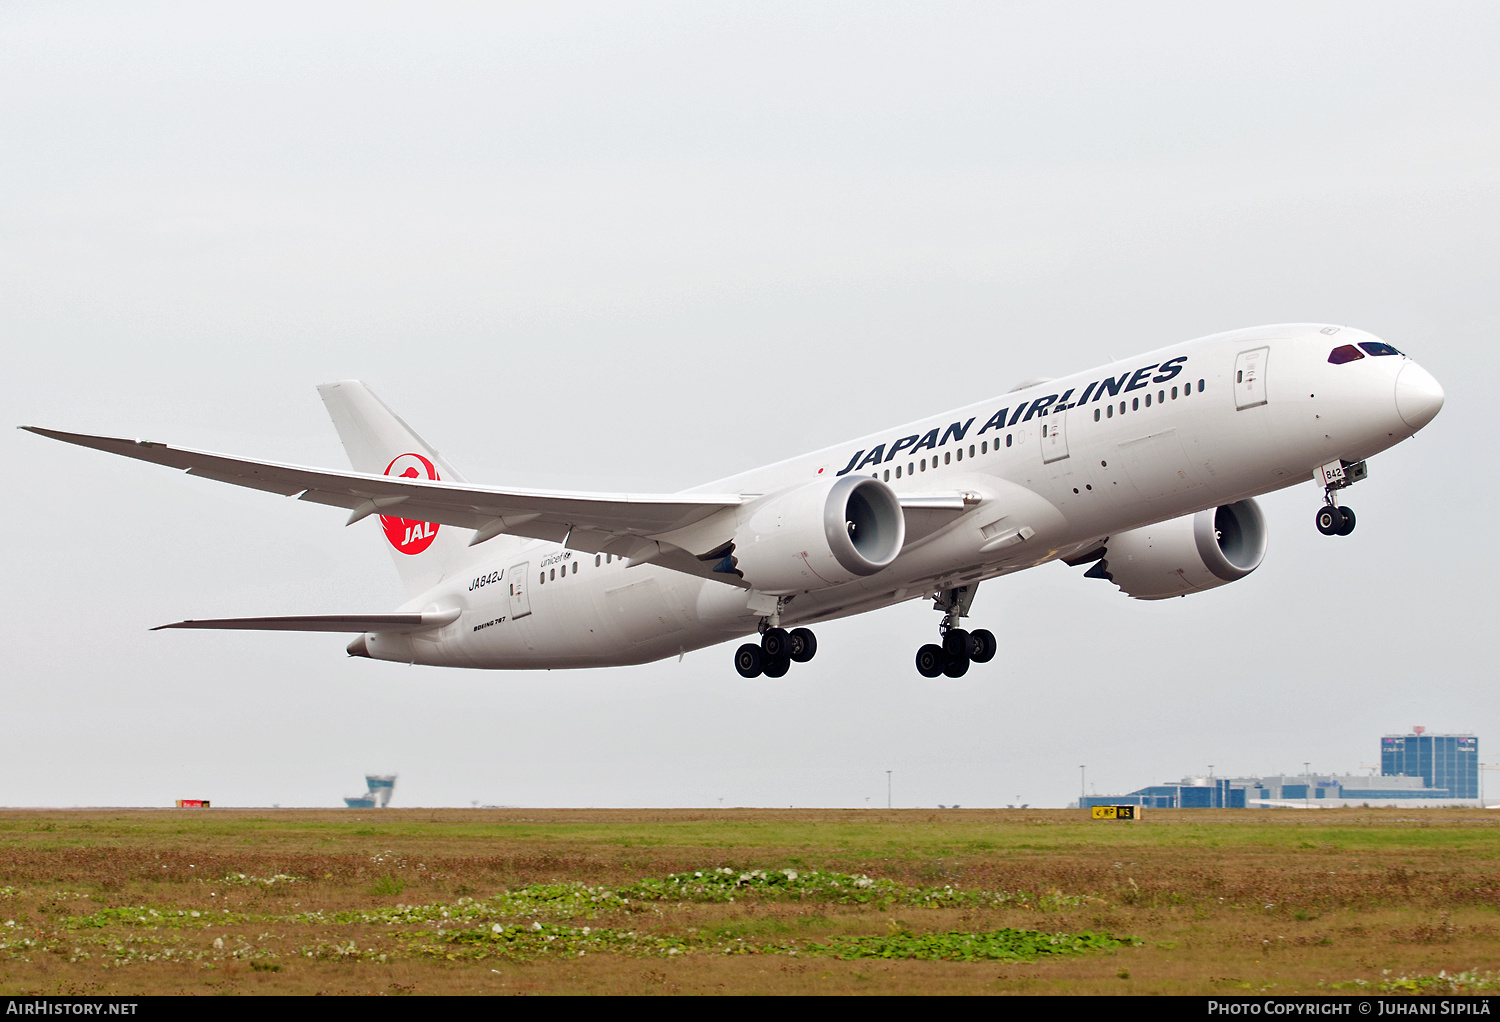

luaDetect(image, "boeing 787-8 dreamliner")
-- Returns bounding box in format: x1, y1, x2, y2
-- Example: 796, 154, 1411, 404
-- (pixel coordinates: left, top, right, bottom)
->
24, 323, 1443, 678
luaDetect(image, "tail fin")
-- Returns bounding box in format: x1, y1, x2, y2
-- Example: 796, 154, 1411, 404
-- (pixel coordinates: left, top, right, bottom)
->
318, 381, 494, 597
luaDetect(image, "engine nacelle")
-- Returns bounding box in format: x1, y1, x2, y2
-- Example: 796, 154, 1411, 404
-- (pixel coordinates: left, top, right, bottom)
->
732, 476, 905, 595
1092, 499, 1267, 600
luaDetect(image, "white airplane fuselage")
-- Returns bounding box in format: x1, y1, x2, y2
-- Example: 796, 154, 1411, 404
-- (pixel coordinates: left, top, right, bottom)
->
366, 323, 1442, 669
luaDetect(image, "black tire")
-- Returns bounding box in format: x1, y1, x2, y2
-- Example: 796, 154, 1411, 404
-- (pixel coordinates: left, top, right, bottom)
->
942, 651, 971, 678
1336, 506, 1356, 536
969, 628, 997, 664
789, 627, 817, 663
761, 627, 792, 659
1315, 505, 1344, 536
762, 655, 791, 678
943, 628, 970, 658
915, 644, 944, 678
734, 643, 763, 678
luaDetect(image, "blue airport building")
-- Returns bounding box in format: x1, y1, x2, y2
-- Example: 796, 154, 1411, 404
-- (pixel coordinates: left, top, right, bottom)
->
1080, 730, 1478, 809
1381, 732, 1478, 800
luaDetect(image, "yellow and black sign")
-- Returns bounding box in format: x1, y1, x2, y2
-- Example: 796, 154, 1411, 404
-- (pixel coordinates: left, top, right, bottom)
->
1089, 805, 1139, 820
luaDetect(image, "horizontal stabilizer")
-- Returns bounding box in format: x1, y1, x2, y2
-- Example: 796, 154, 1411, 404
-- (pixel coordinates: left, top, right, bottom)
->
151, 609, 461, 633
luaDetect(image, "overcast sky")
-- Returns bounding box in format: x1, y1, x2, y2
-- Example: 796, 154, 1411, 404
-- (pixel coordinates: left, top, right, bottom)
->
4, 2, 1497, 809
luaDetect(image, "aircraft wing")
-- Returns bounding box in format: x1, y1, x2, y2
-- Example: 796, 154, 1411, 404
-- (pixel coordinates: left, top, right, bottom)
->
152, 609, 462, 632
20, 427, 745, 551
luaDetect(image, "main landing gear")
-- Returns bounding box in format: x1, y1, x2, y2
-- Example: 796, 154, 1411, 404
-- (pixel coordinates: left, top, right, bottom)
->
734, 603, 818, 679
1315, 503, 1356, 537
915, 585, 997, 679
1313, 459, 1367, 537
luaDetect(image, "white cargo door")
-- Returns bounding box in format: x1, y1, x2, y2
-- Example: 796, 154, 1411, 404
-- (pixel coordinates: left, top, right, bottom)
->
1234, 347, 1269, 409
1041, 406, 1070, 463
605, 577, 684, 643
508, 562, 532, 619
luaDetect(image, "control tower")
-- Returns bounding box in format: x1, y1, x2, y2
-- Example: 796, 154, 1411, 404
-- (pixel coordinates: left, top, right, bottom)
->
343, 773, 397, 808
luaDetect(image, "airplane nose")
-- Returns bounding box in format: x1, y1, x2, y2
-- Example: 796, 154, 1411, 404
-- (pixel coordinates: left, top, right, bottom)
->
1395, 362, 1444, 431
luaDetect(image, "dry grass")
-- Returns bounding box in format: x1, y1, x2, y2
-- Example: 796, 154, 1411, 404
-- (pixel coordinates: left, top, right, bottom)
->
0, 807, 1496, 995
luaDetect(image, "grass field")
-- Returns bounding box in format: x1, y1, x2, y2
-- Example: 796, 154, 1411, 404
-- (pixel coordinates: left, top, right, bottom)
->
0, 807, 1497, 995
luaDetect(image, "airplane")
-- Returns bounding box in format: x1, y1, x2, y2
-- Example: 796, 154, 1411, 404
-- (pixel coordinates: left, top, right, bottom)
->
22, 322, 1443, 679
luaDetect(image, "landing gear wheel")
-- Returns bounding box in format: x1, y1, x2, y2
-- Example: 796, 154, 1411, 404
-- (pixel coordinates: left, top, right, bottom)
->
1315, 505, 1345, 536
969, 628, 997, 664
942, 651, 971, 678
789, 627, 818, 663
916, 644, 944, 678
762, 655, 791, 678
942, 628, 970, 659
761, 627, 792, 660
1336, 506, 1356, 536
734, 643, 763, 678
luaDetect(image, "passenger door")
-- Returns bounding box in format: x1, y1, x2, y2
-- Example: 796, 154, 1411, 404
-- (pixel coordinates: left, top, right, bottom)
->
1041, 406, 1070, 464
508, 562, 532, 619
1234, 347, 1269, 409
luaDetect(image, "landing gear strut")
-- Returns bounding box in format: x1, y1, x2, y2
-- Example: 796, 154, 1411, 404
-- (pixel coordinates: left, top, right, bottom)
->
1314, 459, 1366, 537
915, 585, 996, 678
734, 598, 818, 678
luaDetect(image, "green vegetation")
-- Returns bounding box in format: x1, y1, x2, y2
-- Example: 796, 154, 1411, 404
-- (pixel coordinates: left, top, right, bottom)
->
0, 807, 1495, 994
806, 928, 1131, 962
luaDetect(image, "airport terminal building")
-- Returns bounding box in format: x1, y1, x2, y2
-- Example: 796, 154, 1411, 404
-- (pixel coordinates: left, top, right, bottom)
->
1079, 730, 1478, 809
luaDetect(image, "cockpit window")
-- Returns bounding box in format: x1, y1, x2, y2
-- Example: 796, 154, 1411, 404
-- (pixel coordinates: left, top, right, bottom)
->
1328, 344, 1365, 365
1358, 341, 1402, 357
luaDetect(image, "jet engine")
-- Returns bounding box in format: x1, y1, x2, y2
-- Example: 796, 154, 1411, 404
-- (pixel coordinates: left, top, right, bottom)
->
1089, 499, 1267, 600
731, 475, 905, 595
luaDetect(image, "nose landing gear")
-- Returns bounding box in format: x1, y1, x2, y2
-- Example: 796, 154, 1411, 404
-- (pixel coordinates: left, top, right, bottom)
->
734, 598, 818, 678
1314, 460, 1366, 537
915, 585, 997, 678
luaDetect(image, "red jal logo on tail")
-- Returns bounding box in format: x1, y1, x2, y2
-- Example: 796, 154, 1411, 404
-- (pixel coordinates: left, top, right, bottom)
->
380, 453, 441, 555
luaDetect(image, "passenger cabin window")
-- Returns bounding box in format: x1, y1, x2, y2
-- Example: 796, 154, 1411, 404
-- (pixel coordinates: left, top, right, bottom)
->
1172, 386, 1178, 399
539, 571, 544, 584
956, 448, 963, 461
595, 554, 601, 567
572, 561, 578, 574
895, 465, 902, 478
920, 458, 926, 471
1106, 405, 1113, 418
549, 568, 555, 581
883, 469, 890, 481
968, 444, 975, 458
1005, 434, 1013, 447
908, 462, 914, 475
981, 441, 988, 453
1359, 341, 1402, 357
1158, 389, 1165, 403
1094, 408, 1101, 421
1132, 397, 1139, 411
1198, 378, 1205, 391
1184, 382, 1192, 395
945, 452, 951, 464
1119, 401, 1126, 414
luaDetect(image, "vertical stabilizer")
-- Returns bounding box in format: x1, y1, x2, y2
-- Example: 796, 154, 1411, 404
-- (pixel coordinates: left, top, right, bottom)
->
318, 381, 488, 597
